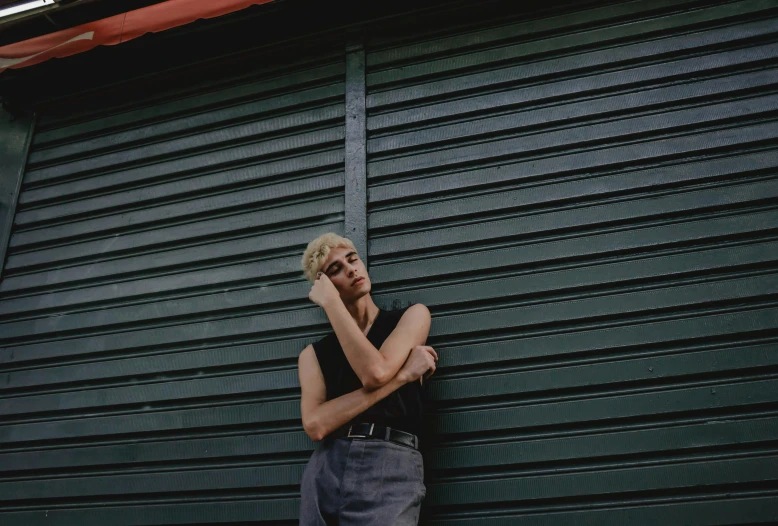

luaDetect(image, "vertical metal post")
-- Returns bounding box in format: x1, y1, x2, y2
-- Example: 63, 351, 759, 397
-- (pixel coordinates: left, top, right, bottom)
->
0, 104, 34, 282
344, 36, 367, 264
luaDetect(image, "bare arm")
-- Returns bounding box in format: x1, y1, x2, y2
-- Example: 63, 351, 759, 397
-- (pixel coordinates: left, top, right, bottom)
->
322, 302, 432, 390
298, 344, 409, 441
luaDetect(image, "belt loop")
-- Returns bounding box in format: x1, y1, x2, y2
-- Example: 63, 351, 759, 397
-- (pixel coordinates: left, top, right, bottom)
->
384, 426, 391, 441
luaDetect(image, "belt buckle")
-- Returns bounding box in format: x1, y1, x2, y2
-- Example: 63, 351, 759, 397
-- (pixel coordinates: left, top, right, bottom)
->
347, 423, 374, 438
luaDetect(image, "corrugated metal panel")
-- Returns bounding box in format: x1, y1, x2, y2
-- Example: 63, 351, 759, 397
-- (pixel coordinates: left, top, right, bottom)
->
0, 48, 345, 524
365, 0, 778, 523
0, 105, 33, 283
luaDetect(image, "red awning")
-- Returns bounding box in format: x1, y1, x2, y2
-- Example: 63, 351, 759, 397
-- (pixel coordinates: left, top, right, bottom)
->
0, 0, 275, 72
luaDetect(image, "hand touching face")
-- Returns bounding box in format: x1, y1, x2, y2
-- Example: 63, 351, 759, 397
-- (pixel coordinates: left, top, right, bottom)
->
311, 247, 371, 306
308, 272, 341, 308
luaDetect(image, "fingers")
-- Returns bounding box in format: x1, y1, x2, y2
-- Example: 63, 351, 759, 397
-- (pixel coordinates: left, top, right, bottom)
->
407, 346, 438, 385
418, 345, 437, 361
423, 355, 437, 380
412, 345, 438, 383
414, 345, 437, 358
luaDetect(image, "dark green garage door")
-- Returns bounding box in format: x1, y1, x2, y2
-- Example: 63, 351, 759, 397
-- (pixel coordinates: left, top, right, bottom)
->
0, 43, 347, 524
1, 0, 777, 524
364, 0, 778, 523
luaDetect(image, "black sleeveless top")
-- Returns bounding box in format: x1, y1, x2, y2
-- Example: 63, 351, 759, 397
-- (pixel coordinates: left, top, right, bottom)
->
312, 304, 426, 439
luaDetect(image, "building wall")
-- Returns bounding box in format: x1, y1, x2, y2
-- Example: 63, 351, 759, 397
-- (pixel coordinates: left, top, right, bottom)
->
1, 0, 777, 524
364, 1, 778, 522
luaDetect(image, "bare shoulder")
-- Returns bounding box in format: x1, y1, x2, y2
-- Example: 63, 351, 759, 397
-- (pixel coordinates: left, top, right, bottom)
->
394, 303, 431, 338
378, 303, 432, 361
399, 303, 431, 323
298, 344, 325, 384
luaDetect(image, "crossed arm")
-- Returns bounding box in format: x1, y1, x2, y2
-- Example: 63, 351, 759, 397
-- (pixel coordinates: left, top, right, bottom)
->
298, 345, 410, 441
298, 303, 432, 441
321, 302, 431, 390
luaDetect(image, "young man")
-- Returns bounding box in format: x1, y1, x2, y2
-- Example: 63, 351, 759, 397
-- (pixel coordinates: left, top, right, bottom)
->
298, 232, 437, 525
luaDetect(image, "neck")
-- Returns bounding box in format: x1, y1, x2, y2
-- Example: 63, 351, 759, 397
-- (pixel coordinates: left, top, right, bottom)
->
343, 294, 380, 334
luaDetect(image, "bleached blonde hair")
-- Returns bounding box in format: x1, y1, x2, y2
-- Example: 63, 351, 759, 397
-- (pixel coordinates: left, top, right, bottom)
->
301, 232, 357, 283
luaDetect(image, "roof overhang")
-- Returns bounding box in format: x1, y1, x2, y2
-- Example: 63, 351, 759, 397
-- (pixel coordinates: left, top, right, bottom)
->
0, 0, 275, 71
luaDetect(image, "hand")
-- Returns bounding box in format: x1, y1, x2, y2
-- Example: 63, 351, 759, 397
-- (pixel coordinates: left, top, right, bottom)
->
308, 272, 341, 308
397, 345, 438, 386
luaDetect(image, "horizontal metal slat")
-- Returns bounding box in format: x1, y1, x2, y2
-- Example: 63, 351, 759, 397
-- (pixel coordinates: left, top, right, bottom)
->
3, 272, 774, 369
430, 342, 778, 401
377, 238, 776, 321
0, 369, 300, 420
4, 235, 772, 340
11, 171, 344, 249
0, 369, 299, 417
0, 336, 311, 393
371, 0, 771, 88
0, 302, 332, 366
33, 89, 342, 173
0, 498, 300, 525
368, 125, 778, 207
0, 252, 298, 313
369, 179, 778, 256
368, 94, 778, 179
369, 67, 777, 154
0, 221, 343, 293
33, 60, 344, 148
0, 462, 306, 501
2, 307, 774, 406
20, 126, 346, 206
28, 94, 344, 184
5, 339, 774, 419
3, 221, 341, 288
0, 280, 311, 340
427, 455, 778, 506
14, 149, 344, 227
0, 399, 301, 444
425, 274, 777, 338
424, 496, 778, 526
0, 430, 313, 473
369, 42, 778, 133
430, 416, 778, 469
367, 0, 701, 67
367, 8, 778, 106
431, 307, 778, 372
370, 209, 776, 284
433, 378, 778, 435
7, 197, 342, 271
369, 152, 778, 229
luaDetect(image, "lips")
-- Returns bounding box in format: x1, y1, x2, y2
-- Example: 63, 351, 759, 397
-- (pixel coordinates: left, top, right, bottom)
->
352, 277, 365, 286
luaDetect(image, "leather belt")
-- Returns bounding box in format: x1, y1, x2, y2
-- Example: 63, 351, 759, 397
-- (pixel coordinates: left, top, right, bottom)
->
329, 422, 419, 450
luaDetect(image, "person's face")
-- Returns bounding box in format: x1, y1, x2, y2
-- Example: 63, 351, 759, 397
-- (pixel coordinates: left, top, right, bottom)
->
319, 246, 371, 300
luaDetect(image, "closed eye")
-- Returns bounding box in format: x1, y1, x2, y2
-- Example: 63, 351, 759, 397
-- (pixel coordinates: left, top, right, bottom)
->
329, 257, 359, 274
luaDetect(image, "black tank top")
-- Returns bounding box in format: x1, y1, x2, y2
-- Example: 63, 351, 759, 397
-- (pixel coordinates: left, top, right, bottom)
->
312, 304, 426, 439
